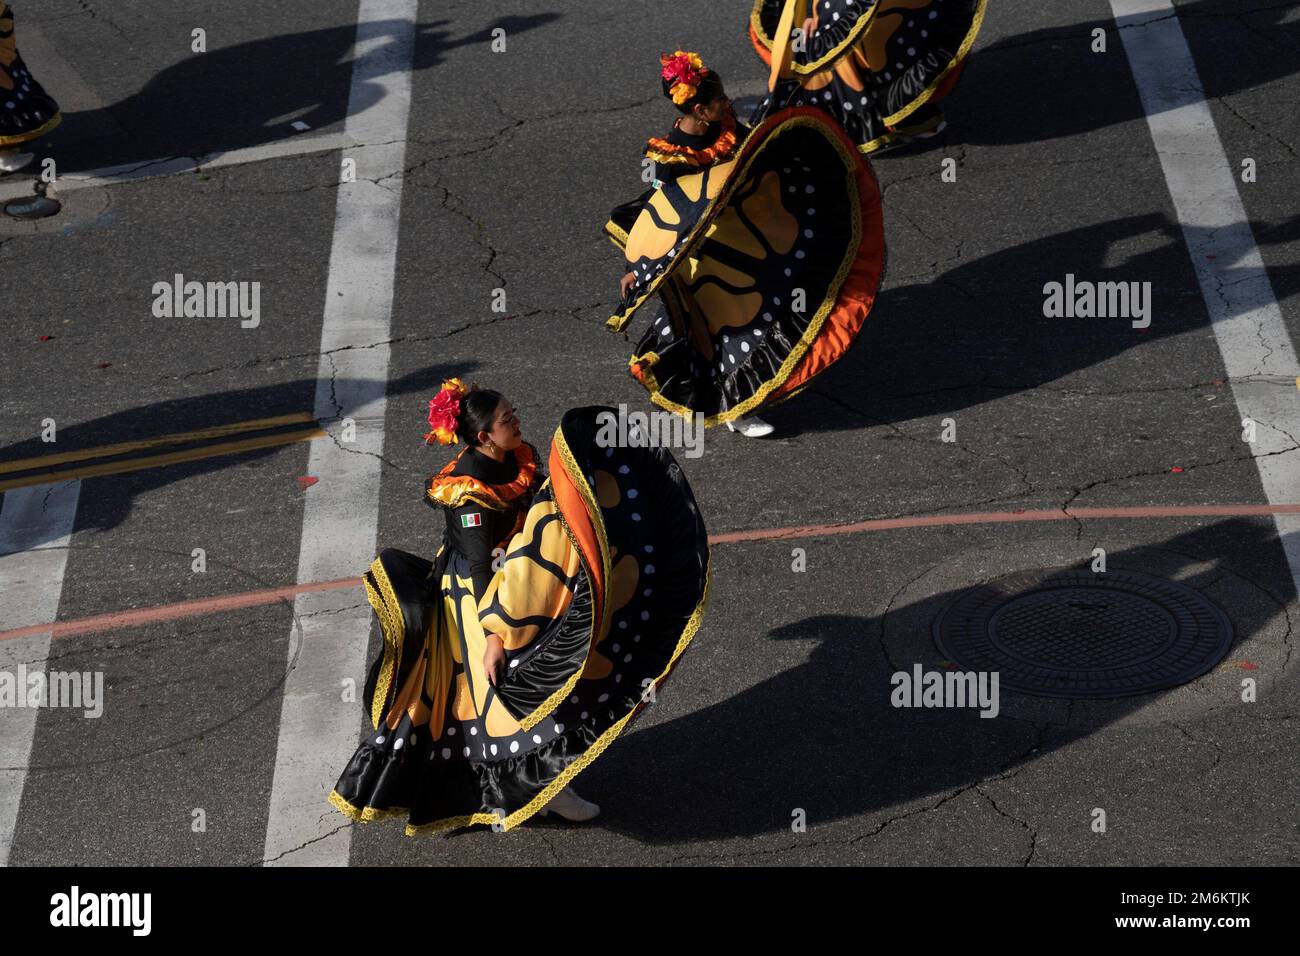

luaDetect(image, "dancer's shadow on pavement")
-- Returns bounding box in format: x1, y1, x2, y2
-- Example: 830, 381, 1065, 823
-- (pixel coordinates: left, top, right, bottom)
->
763, 210, 1300, 435
0, 360, 478, 550
41, 13, 561, 173
586, 520, 1283, 844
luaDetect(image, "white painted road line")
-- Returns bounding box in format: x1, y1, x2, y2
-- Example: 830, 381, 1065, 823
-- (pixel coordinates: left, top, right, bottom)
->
261, 0, 416, 867
1112, 1, 1300, 599
0, 480, 81, 867
0, 133, 355, 203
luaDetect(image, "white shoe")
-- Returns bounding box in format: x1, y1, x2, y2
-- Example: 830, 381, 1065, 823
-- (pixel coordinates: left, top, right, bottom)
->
0, 151, 35, 174
901, 117, 947, 141
725, 414, 774, 438
906, 119, 947, 141
539, 786, 600, 822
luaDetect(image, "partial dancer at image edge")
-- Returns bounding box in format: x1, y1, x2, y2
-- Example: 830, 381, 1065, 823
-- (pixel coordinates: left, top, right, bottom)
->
748, 0, 986, 155
0, 3, 61, 174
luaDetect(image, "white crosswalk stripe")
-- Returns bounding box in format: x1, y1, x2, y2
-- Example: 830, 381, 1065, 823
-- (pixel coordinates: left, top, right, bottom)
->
260, 0, 418, 867
0, 481, 80, 867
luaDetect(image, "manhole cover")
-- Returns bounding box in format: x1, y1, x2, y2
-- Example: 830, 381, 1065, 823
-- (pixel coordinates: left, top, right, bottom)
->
933, 569, 1233, 698
4, 194, 60, 219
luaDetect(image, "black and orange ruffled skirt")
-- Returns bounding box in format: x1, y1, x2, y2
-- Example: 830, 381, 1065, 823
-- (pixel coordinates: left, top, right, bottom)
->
330, 407, 710, 834
608, 107, 886, 424
749, 0, 986, 153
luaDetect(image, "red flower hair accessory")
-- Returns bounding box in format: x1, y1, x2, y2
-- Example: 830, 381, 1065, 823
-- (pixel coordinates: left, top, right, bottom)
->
661, 50, 706, 106
425, 377, 470, 446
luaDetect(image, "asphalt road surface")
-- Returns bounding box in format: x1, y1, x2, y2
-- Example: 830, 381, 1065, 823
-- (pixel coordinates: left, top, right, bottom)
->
1, 0, 1298, 866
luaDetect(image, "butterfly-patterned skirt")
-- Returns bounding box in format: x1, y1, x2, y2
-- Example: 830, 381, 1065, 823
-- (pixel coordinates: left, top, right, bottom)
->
330, 407, 710, 834
609, 106, 886, 425
0, 4, 61, 148
749, 0, 986, 153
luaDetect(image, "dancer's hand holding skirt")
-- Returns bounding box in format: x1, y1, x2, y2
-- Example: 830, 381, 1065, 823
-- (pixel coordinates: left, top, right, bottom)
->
748, 0, 986, 153
330, 407, 710, 834
609, 106, 886, 425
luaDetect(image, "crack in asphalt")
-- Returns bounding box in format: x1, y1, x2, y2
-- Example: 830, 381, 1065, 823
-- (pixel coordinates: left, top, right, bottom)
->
974, 784, 1040, 866
812, 386, 1036, 498
394, 90, 663, 179
296, 603, 367, 618
661, 728, 1049, 865
425, 180, 506, 288
536, 830, 562, 865
1198, 260, 1282, 376
877, 562, 945, 673
255, 819, 355, 867
74, 0, 134, 48
1058, 435, 1300, 516
322, 423, 406, 473
322, 351, 343, 420
1168, 720, 1224, 771
169, 303, 608, 383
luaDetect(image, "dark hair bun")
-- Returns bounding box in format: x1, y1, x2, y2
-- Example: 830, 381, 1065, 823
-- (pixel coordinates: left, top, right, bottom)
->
456, 389, 504, 446
664, 68, 724, 114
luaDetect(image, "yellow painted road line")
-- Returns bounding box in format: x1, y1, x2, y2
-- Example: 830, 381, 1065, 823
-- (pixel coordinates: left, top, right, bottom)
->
0, 412, 316, 476
0, 426, 326, 492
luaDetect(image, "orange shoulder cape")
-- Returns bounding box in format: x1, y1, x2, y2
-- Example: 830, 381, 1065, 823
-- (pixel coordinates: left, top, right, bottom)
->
425, 443, 538, 510
645, 110, 740, 169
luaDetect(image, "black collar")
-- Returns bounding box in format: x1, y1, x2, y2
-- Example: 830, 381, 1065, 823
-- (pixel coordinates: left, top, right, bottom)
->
455, 445, 521, 484
666, 118, 722, 149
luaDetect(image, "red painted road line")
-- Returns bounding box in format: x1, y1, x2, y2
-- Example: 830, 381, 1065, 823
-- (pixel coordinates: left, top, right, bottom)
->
2, 503, 1296, 644
0, 576, 363, 643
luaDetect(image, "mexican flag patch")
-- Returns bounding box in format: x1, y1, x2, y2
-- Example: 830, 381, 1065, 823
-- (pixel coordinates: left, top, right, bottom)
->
460, 512, 482, 528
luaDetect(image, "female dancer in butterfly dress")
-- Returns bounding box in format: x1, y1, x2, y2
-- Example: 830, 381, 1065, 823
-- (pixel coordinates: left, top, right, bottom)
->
330, 380, 711, 833
606, 51, 889, 440
606, 51, 776, 438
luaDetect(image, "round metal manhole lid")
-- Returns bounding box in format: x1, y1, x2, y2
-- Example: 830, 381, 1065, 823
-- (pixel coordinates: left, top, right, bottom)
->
933, 569, 1234, 698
